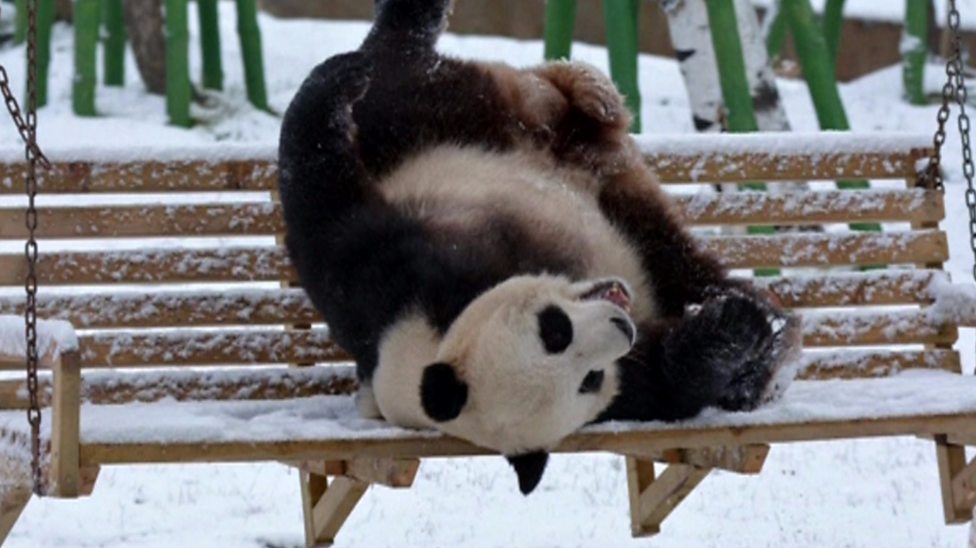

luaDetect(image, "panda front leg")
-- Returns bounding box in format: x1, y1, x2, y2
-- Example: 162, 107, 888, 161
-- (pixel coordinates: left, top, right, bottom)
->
598, 290, 802, 423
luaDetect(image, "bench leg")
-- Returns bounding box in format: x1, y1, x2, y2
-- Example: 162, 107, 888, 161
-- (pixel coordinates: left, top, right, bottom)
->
936, 436, 976, 524
298, 458, 420, 546
625, 457, 710, 537
0, 487, 31, 545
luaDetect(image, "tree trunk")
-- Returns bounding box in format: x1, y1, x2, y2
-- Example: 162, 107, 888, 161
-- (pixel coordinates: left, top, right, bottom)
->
55, 0, 72, 22
660, 0, 724, 133
123, 0, 167, 94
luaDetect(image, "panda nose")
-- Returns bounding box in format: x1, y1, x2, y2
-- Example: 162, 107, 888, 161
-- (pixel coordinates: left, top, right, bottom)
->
610, 317, 636, 345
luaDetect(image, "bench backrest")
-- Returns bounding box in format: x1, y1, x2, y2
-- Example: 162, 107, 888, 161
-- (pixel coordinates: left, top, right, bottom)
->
0, 132, 954, 409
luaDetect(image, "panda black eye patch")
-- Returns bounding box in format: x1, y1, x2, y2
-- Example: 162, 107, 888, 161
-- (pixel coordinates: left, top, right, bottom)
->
538, 305, 573, 354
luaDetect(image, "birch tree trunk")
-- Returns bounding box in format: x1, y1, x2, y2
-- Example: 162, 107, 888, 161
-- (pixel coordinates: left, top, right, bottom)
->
660, 0, 724, 133
734, 0, 792, 133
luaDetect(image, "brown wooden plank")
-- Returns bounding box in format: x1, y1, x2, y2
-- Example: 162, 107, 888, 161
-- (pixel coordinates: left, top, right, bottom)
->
0, 231, 946, 286
0, 487, 30, 544
0, 289, 321, 329
703, 230, 948, 269
0, 365, 357, 408
78, 411, 976, 466
674, 189, 944, 226
0, 203, 282, 239
636, 464, 710, 531
74, 329, 347, 368
0, 246, 291, 285
50, 352, 81, 498
0, 141, 929, 195
0, 158, 276, 194
0, 271, 943, 331
937, 438, 973, 523
753, 270, 944, 308
646, 149, 930, 184
626, 457, 658, 537
310, 477, 368, 545
0, 189, 943, 240
0, 349, 956, 410
802, 310, 957, 347
798, 350, 960, 380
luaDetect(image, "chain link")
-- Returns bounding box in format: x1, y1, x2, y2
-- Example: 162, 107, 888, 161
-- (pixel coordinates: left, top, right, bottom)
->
0, 0, 50, 496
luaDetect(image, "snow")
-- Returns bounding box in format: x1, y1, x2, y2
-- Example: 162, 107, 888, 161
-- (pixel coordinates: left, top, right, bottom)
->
0, 8, 975, 548
0, 315, 77, 358
636, 130, 933, 157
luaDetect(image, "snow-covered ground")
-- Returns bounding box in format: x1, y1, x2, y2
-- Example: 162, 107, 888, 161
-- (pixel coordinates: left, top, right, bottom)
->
1, 7, 975, 548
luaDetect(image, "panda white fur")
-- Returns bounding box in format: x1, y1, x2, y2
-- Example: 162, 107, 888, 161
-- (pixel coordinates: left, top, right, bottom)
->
278, 0, 802, 494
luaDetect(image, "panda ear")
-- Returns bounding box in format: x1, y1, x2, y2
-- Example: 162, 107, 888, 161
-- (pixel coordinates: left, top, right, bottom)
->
506, 451, 549, 495
420, 362, 468, 422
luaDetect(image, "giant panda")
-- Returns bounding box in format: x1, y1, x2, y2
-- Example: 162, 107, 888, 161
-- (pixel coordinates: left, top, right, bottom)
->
278, 0, 802, 495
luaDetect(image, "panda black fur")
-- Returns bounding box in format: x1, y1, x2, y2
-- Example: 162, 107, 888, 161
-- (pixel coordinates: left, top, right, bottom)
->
278, 0, 802, 495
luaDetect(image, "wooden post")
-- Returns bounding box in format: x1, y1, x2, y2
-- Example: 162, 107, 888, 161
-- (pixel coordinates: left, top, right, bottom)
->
165, 0, 192, 128
73, 0, 100, 116
197, 0, 224, 90
626, 457, 658, 537
235, 0, 269, 111
936, 436, 974, 523
603, 0, 642, 132
626, 459, 709, 536
309, 476, 368, 546
50, 350, 81, 497
300, 470, 329, 547
0, 487, 30, 545
544, 0, 576, 61
102, 0, 126, 86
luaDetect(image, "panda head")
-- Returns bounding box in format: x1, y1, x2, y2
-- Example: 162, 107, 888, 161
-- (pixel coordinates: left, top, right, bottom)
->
419, 274, 637, 494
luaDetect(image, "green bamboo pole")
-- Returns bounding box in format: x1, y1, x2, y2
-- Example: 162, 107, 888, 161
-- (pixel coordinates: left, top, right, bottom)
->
197, 0, 224, 90
165, 0, 192, 127
785, 0, 881, 248
603, 0, 641, 132
706, 0, 778, 276
72, 0, 99, 116
102, 0, 126, 86
235, 0, 269, 111
821, 0, 845, 70
544, 0, 577, 60
765, 5, 788, 58
14, 0, 26, 44
32, 0, 55, 108
903, 0, 928, 105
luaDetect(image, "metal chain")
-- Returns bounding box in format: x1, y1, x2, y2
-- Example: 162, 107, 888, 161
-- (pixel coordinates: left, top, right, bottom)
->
0, 0, 49, 496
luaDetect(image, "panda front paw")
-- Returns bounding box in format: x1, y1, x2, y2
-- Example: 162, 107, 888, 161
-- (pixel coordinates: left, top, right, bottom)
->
665, 290, 801, 412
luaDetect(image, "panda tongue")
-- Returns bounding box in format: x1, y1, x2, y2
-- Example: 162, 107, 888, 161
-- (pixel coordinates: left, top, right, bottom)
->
603, 284, 631, 312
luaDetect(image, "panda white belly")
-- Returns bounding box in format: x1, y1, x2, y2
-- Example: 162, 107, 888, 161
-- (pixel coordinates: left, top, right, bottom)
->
369, 145, 652, 429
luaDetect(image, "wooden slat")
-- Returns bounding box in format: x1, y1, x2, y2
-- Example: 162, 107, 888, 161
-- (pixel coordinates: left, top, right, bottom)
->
0, 246, 291, 285
802, 310, 957, 347
798, 350, 960, 380
0, 231, 946, 286
937, 437, 974, 523
626, 457, 658, 537
0, 271, 943, 331
0, 139, 929, 195
77, 411, 976, 466
0, 289, 321, 329
646, 149, 929, 184
311, 477, 368, 545
0, 487, 30, 544
74, 329, 346, 368
0, 189, 943, 240
753, 270, 943, 308
0, 365, 358, 408
674, 189, 944, 226
0, 203, 282, 239
0, 349, 957, 410
703, 230, 948, 269
0, 158, 276, 194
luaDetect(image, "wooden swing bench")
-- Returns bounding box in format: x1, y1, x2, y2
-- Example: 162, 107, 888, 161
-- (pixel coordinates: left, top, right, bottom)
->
2, 131, 976, 546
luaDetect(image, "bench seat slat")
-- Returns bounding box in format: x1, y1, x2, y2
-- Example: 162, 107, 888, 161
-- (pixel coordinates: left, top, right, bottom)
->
0, 190, 944, 239
0, 271, 945, 329
0, 308, 952, 371
0, 232, 948, 285
0, 349, 959, 410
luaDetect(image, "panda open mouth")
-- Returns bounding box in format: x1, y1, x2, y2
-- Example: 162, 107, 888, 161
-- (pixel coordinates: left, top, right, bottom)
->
580, 279, 632, 314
